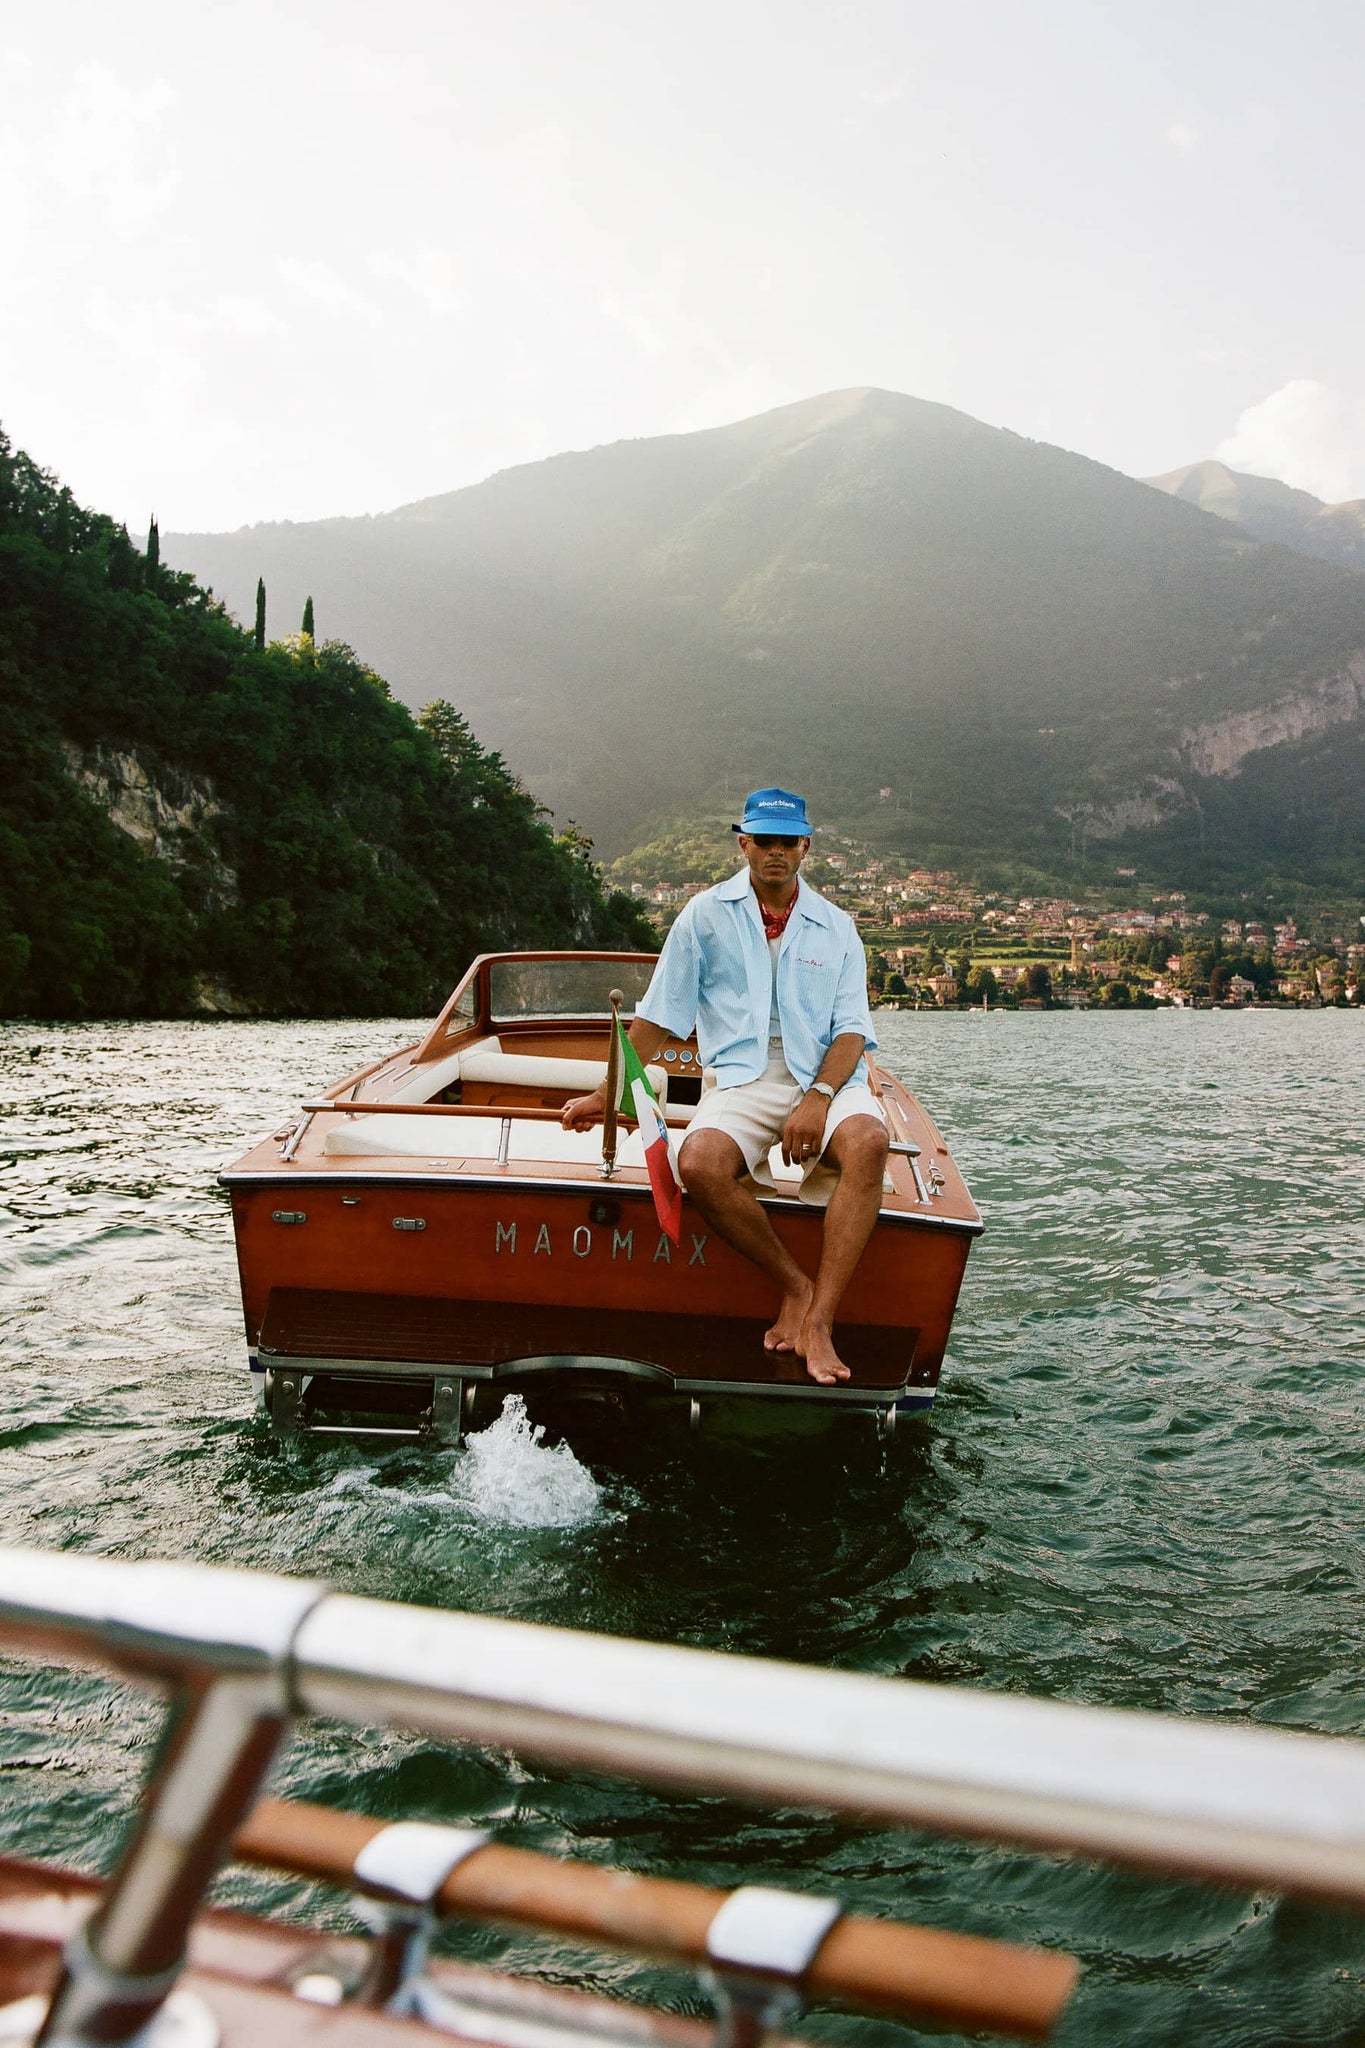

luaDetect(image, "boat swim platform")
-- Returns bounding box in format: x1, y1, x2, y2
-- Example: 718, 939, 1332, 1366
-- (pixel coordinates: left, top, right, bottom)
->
256, 1286, 928, 1406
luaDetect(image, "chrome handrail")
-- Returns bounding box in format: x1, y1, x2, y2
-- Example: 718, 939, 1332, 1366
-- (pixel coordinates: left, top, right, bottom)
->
292, 1594, 1365, 1903
5, 1545, 1365, 1909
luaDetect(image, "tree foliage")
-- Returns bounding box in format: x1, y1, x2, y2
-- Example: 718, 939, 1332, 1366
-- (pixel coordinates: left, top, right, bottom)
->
0, 428, 655, 1019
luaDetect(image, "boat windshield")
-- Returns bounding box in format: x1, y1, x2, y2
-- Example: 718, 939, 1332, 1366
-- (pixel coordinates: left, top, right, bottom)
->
488, 957, 657, 1023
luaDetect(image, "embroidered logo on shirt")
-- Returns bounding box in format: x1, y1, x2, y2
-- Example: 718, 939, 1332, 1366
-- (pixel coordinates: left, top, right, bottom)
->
795, 954, 823, 968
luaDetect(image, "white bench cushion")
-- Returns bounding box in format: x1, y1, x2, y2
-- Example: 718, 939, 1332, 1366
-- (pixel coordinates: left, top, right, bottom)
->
459, 1050, 670, 1102
383, 1039, 500, 1102
376, 1042, 670, 1106
324, 1115, 656, 1166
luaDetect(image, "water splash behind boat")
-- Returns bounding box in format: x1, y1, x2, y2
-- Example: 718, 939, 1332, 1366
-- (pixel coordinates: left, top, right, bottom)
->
455, 1394, 604, 1529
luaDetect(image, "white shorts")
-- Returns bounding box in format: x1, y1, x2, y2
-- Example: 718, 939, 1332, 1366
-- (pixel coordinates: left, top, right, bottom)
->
681, 1045, 887, 1207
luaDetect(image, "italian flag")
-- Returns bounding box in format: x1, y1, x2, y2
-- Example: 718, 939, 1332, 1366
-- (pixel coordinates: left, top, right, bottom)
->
616, 1021, 682, 1244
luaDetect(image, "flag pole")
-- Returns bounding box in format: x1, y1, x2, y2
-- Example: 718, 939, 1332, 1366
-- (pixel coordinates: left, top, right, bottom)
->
601, 988, 623, 1179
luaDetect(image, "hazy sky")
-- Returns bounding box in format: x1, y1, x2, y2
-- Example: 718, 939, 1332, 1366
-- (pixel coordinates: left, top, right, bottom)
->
5, 0, 1364, 534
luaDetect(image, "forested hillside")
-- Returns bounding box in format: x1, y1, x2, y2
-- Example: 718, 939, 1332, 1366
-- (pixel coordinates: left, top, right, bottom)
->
168, 389, 1365, 892
0, 431, 652, 1019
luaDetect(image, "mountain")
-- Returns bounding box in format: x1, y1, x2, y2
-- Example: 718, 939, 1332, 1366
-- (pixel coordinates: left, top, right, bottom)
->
0, 431, 651, 1020
166, 390, 1365, 892
1144, 460, 1365, 575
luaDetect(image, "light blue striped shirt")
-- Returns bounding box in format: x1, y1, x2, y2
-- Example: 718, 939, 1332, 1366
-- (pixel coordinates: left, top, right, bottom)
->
638, 868, 877, 1090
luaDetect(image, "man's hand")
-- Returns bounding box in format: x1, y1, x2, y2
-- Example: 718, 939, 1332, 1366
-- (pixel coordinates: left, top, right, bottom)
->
561, 1086, 607, 1132
781, 1090, 830, 1168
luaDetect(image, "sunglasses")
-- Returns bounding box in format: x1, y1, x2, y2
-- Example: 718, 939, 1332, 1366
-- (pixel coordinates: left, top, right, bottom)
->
749, 835, 803, 849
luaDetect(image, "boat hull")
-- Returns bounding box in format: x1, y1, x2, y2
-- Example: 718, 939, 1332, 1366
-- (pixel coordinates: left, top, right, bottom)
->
226, 1171, 977, 1437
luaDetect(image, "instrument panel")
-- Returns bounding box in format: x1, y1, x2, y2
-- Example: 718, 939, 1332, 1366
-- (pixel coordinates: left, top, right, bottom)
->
655, 1038, 703, 1103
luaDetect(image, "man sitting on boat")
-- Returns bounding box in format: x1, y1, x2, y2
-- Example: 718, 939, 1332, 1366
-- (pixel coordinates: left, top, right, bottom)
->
562, 787, 888, 1386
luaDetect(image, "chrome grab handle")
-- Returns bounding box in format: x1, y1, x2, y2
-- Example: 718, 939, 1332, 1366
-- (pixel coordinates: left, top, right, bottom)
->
704, 1888, 842, 2048
279, 1111, 313, 1161
350, 1822, 492, 2013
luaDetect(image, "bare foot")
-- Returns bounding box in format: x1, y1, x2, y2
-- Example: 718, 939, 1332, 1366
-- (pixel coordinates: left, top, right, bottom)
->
764, 1280, 813, 1352
797, 1315, 852, 1385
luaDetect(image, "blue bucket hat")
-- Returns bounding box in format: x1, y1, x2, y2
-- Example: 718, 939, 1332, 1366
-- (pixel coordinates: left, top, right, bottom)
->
731, 786, 813, 836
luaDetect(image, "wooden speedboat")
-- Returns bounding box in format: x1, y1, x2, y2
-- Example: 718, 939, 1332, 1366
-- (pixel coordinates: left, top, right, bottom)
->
220, 951, 982, 1441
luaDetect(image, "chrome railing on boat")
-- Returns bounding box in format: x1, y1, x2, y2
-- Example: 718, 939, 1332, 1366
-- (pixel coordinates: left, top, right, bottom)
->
4, 1546, 1365, 2046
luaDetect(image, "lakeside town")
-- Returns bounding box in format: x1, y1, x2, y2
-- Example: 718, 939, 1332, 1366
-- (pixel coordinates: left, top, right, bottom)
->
626, 839, 1364, 1009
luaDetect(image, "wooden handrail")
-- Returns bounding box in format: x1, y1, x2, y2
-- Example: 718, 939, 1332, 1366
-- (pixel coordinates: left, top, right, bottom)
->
304, 1100, 572, 1119
232, 1799, 1078, 2041
297, 1100, 695, 1130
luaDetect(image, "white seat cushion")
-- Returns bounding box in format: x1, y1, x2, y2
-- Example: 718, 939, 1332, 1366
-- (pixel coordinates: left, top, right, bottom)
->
459, 1050, 670, 1102
324, 1114, 660, 1166
376, 1042, 670, 1107
383, 1039, 500, 1102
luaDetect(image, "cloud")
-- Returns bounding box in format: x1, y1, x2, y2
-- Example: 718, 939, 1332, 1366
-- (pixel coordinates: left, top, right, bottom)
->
50, 62, 178, 235
599, 291, 670, 360
860, 74, 910, 108
81, 289, 287, 402
368, 246, 462, 319
1165, 121, 1200, 157
597, 259, 736, 370
1217, 379, 1365, 502
211, 295, 289, 340
330, 50, 408, 92
275, 258, 383, 325
83, 288, 203, 400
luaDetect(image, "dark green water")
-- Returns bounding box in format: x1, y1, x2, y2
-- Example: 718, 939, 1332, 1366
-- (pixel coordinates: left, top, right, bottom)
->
3, 1011, 1364, 2045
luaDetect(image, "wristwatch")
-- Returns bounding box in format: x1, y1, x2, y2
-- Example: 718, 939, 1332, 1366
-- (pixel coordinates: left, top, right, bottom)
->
808, 1081, 836, 1102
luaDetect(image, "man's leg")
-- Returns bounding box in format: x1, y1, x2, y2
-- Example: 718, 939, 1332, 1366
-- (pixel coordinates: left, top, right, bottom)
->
678, 1129, 813, 1352
799, 1116, 890, 1385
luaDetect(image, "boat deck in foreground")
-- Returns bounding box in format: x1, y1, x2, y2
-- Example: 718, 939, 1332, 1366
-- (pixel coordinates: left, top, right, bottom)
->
10, 1546, 1365, 2046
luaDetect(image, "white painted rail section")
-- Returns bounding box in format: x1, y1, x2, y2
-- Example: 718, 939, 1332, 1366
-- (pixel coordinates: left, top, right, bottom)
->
4, 1547, 1365, 1907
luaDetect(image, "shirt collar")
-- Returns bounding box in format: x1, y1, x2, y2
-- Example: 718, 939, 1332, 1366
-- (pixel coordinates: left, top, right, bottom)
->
794, 876, 837, 927
716, 868, 836, 928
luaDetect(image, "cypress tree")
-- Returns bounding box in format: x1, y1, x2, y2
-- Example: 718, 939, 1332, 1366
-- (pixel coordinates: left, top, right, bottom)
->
301, 595, 314, 639
146, 515, 159, 584
254, 577, 266, 652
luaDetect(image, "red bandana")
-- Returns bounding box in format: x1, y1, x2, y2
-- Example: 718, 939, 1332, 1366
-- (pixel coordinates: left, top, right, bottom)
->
758, 893, 797, 942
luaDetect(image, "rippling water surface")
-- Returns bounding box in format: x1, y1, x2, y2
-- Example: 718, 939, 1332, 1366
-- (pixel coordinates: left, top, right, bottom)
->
3, 1011, 1364, 2045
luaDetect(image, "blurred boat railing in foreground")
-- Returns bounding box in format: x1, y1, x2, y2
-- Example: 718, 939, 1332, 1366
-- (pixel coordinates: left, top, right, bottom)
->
4, 1546, 1365, 2046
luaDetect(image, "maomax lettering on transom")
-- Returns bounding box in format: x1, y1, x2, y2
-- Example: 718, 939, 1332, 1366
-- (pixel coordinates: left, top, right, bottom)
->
494, 1222, 707, 1266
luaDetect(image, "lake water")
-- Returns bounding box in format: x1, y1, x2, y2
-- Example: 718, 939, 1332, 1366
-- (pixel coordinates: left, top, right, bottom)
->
2, 1010, 1364, 2046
